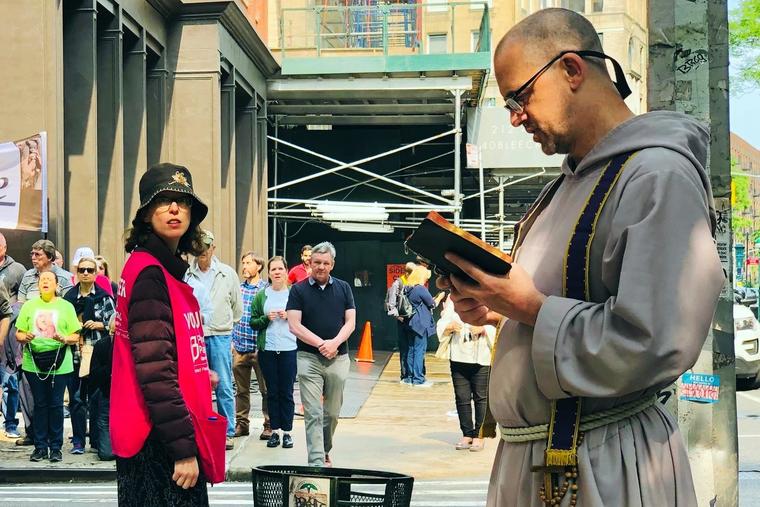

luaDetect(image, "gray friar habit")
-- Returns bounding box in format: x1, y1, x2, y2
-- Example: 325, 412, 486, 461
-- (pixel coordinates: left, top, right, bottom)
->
485, 111, 725, 507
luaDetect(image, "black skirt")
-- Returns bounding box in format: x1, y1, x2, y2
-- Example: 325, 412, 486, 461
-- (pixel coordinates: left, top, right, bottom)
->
116, 434, 209, 507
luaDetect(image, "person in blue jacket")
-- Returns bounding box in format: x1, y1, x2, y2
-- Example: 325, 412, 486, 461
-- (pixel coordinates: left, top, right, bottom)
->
401, 267, 436, 387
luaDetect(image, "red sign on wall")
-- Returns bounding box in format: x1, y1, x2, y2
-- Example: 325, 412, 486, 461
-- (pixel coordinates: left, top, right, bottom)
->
386, 264, 405, 289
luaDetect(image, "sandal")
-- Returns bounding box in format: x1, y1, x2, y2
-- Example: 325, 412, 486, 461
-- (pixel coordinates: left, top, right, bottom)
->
455, 437, 473, 450
469, 438, 485, 452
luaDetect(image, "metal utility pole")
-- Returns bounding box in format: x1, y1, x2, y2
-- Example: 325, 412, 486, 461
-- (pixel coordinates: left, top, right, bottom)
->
648, 1, 736, 504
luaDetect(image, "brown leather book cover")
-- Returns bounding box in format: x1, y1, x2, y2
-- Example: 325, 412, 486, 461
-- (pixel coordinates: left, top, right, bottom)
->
404, 211, 512, 282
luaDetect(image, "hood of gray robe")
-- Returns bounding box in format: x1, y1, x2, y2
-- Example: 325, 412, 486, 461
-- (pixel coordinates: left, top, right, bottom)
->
562, 110, 716, 232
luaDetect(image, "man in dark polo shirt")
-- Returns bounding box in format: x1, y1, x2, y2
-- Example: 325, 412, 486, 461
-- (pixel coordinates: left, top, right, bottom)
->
286, 241, 356, 467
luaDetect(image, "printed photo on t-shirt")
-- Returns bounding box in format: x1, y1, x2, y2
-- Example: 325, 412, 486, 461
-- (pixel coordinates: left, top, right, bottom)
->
33, 309, 58, 338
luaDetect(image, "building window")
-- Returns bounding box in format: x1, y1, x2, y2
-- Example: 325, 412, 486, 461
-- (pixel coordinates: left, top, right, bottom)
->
628, 37, 635, 68
540, 0, 553, 7
560, 0, 584, 12
597, 32, 604, 49
471, 30, 480, 52
593, 0, 603, 12
470, 0, 494, 10
520, 0, 529, 16
426, 1, 448, 12
428, 33, 448, 54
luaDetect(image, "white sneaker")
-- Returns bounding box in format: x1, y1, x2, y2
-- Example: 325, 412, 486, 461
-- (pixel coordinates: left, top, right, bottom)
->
413, 381, 434, 388
4, 429, 21, 439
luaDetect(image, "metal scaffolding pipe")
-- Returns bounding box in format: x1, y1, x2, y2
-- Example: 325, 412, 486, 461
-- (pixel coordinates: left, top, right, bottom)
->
454, 90, 462, 225
272, 119, 279, 256
498, 176, 505, 251
269, 197, 458, 210
278, 149, 453, 206
268, 130, 456, 205
462, 168, 547, 201
277, 151, 432, 206
479, 146, 486, 239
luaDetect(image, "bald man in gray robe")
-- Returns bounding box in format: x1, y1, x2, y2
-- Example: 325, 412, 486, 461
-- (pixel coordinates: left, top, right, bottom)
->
439, 8, 725, 507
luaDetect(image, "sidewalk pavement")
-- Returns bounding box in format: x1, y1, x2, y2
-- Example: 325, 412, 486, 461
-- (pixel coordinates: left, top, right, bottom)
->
0, 353, 497, 483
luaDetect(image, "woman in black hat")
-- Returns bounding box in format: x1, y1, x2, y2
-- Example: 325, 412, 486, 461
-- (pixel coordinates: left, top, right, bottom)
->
110, 163, 222, 506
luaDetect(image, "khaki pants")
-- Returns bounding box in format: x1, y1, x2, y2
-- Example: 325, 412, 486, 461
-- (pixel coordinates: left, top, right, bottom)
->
297, 352, 350, 466
233, 349, 268, 432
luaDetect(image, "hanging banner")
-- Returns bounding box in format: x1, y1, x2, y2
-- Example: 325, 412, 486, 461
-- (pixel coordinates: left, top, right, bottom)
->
0, 132, 47, 232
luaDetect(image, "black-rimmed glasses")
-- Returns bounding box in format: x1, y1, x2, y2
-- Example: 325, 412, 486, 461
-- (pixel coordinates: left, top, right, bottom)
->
503, 50, 632, 115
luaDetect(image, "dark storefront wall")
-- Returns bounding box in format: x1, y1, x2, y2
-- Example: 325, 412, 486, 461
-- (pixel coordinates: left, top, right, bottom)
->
272, 125, 451, 351
282, 225, 439, 353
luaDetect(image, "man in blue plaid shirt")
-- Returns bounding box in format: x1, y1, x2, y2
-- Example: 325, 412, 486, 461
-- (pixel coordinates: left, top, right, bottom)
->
232, 252, 270, 439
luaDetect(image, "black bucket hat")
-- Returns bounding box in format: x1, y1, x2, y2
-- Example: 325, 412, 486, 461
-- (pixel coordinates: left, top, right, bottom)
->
137, 163, 208, 224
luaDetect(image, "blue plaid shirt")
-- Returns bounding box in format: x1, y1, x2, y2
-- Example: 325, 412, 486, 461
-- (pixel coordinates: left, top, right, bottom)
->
232, 279, 267, 353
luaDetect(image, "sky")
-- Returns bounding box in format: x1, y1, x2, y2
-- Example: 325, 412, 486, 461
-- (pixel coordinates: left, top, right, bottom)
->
728, 0, 759, 148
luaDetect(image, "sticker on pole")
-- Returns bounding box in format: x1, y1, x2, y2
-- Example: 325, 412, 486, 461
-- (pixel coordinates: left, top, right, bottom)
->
679, 373, 720, 403
289, 476, 331, 507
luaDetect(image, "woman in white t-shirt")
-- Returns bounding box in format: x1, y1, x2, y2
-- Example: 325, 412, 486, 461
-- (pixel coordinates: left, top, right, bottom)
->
250, 256, 298, 450
436, 294, 495, 452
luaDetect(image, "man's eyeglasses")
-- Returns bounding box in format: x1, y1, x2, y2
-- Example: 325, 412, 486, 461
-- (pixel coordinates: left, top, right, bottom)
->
503, 50, 632, 115
154, 195, 193, 212
78, 267, 96, 274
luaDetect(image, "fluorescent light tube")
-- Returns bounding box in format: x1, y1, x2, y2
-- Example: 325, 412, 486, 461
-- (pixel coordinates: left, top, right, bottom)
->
322, 212, 389, 221
330, 222, 394, 233
315, 202, 387, 216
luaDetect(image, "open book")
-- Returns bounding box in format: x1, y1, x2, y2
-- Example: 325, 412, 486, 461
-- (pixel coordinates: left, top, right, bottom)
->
404, 211, 512, 283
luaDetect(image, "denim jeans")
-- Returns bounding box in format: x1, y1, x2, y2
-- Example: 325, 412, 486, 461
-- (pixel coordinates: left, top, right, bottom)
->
297, 352, 350, 466
404, 328, 427, 385
25, 371, 70, 452
1, 369, 20, 432
259, 350, 297, 432
89, 389, 114, 460
205, 335, 235, 437
68, 368, 95, 448
450, 361, 489, 438
397, 321, 409, 381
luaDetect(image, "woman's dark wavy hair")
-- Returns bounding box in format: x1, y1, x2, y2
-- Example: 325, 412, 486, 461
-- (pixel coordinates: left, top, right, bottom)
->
124, 205, 206, 256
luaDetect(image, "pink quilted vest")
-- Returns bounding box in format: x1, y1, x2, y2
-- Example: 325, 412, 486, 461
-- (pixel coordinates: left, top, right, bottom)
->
110, 251, 226, 483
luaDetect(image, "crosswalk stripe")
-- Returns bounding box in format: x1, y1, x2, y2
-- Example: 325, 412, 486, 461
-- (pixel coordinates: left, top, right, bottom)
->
411, 503, 485, 507
2, 499, 486, 507
0, 480, 488, 507
0, 499, 115, 504
0, 490, 487, 496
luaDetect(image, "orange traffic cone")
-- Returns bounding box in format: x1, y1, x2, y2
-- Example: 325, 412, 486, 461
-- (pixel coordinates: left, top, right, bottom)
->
355, 321, 375, 363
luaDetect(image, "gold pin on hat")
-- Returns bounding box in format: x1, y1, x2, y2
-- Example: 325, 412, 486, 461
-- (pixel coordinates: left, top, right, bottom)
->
171, 171, 190, 187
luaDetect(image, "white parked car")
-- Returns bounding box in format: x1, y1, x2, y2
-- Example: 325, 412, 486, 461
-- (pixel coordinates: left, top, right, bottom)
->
734, 304, 760, 390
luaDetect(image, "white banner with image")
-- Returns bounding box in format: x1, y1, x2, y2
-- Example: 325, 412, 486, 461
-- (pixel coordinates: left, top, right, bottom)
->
0, 131, 47, 232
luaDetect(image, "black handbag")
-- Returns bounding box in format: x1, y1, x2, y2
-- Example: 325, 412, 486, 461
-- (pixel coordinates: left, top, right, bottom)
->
28, 345, 66, 373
